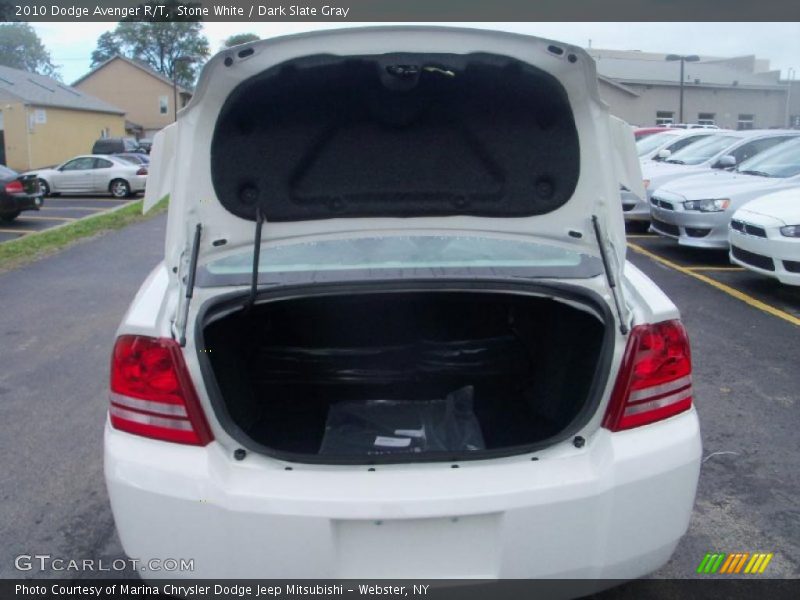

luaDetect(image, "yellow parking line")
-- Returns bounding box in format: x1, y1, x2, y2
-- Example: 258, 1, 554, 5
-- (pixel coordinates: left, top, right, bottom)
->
628, 242, 800, 327
17, 215, 75, 221
626, 234, 656, 239
687, 266, 746, 272
0, 228, 30, 235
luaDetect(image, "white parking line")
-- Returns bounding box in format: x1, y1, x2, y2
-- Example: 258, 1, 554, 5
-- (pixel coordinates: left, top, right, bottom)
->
0, 229, 30, 235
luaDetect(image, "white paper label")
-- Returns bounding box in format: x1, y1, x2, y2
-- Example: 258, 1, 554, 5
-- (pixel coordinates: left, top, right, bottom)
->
374, 436, 412, 448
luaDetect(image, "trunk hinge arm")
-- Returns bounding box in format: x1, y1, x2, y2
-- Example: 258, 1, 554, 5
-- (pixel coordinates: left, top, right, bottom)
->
177, 223, 202, 347
592, 215, 629, 335
245, 208, 265, 313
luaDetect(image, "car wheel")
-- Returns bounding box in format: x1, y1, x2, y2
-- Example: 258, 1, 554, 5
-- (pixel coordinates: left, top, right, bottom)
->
0, 211, 21, 222
38, 179, 50, 197
110, 179, 131, 198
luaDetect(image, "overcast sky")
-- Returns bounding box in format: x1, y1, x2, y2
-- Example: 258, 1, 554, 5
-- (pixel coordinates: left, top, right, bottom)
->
32, 22, 800, 84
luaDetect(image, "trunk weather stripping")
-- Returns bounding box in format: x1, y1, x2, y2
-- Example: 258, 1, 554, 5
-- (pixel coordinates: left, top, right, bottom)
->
177, 224, 202, 347
592, 215, 629, 335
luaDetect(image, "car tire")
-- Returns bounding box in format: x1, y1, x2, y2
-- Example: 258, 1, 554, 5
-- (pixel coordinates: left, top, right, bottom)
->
38, 179, 51, 197
110, 179, 131, 198
0, 211, 21, 222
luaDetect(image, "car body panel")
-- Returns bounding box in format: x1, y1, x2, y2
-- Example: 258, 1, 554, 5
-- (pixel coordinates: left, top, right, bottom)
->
106, 407, 700, 579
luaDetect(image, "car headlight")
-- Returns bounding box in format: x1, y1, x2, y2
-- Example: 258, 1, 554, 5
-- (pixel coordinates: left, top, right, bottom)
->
683, 198, 731, 212
780, 225, 800, 237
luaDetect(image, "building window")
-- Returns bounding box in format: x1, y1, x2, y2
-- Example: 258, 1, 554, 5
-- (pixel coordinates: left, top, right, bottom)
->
790, 115, 800, 129
737, 114, 754, 130
656, 111, 674, 126
159, 95, 169, 115
697, 113, 716, 126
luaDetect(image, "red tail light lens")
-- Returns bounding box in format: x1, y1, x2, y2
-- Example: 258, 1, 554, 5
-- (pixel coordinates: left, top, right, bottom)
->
5, 180, 24, 194
109, 335, 213, 445
136, 167, 148, 175
603, 320, 693, 431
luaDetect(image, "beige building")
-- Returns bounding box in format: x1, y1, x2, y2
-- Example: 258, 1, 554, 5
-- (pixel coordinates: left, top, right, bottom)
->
590, 50, 794, 130
0, 65, 126, 171
73, 56, 192, 139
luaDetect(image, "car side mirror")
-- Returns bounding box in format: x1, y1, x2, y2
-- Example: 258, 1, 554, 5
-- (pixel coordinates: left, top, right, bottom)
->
714, 155, 736, 169
656, 148, 672, 160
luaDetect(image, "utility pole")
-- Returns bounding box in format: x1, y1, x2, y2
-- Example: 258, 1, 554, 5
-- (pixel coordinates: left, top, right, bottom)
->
785, 67, 796, 128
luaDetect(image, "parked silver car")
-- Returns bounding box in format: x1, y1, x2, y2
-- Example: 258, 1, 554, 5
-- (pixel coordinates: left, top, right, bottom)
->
650, 136, 800, 249
625, 130, 800, 228
26, 154, 147, 198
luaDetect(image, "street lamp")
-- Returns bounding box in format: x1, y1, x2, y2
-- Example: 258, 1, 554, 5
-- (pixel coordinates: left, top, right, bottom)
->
666, 54, 700, 124
172, 55, 196, 122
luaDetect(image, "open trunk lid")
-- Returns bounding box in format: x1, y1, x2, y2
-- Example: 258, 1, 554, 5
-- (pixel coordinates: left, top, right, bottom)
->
144, 27, 640, 326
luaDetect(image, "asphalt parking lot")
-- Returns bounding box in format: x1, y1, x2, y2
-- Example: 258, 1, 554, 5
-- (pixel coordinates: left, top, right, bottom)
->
0, 215, 797, 591
0, 195, 137, 243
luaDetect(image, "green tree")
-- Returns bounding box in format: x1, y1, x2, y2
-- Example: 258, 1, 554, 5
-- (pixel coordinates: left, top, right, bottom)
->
91, 31, 123, 68
90, 2, 209, 87
223, 33, 260, 49
0, 23, 59, 79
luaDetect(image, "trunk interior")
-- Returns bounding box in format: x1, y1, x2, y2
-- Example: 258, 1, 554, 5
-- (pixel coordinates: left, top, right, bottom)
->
201, 290, 608, 462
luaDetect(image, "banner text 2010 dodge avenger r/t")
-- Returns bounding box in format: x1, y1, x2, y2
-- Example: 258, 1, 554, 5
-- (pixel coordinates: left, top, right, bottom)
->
104, 27, 701, 589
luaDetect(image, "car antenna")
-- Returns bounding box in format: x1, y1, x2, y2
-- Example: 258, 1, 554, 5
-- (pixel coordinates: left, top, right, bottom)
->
591, 215, 629, 335
178, 223, 202, 347
245, 207, 265, 313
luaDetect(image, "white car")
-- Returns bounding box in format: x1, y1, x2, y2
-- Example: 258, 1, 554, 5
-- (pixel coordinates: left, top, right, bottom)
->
104, 28, 700, 587
26, 154, 147, 198
650, 136, 800, 249
729, 188, 800, 285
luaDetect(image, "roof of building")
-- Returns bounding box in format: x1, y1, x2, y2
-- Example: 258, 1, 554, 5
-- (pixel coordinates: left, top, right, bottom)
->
0, 65, 125, 114
593, 56, 784, 90
72, 55, 192, 94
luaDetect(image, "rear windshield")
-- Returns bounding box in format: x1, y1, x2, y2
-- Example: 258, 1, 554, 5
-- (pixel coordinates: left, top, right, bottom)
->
665, 135, 737, 165
736, 137, 800, 178
198, 235, 603, 286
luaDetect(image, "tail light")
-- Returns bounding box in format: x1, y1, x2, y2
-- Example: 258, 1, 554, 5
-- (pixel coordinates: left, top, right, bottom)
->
109, 335, 213, 445
136, 167, 148, 175
5, 180, 24, 194
603, 320, 693, 431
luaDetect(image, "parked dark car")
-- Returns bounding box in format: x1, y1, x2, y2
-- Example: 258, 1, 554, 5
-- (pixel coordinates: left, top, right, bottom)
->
92, 137, 142, 155
0, 165, 42, 222
137, 139, 153, 154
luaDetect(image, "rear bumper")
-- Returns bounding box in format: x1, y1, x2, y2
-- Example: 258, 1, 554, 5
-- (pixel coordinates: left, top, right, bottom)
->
0, 193, 43, 214
105, 408, 701, 582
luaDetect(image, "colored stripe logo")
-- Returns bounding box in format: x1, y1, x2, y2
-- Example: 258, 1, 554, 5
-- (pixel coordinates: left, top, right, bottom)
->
697, 552, 773, 574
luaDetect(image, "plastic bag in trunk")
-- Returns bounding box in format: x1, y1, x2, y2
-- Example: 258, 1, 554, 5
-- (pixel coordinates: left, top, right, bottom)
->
319, 386, 485, 456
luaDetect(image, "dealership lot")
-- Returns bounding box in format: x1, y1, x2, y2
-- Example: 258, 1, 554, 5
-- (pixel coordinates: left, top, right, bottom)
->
0, 215, 797, 588
0, 195, 136, 243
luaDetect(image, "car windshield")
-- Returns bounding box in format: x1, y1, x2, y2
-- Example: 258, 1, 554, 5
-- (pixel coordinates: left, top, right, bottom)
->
199, 235, 603, 285
735, 138, 800, 178
665, 135, 737, 164
636, 131, 678, 156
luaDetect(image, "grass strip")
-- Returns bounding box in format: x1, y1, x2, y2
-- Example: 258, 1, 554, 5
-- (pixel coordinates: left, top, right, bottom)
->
0, 197, 168, 272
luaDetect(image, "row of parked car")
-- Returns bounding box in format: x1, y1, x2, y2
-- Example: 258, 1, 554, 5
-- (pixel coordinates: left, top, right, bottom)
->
623, 127, 800, 286
0, 139, 150, 222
